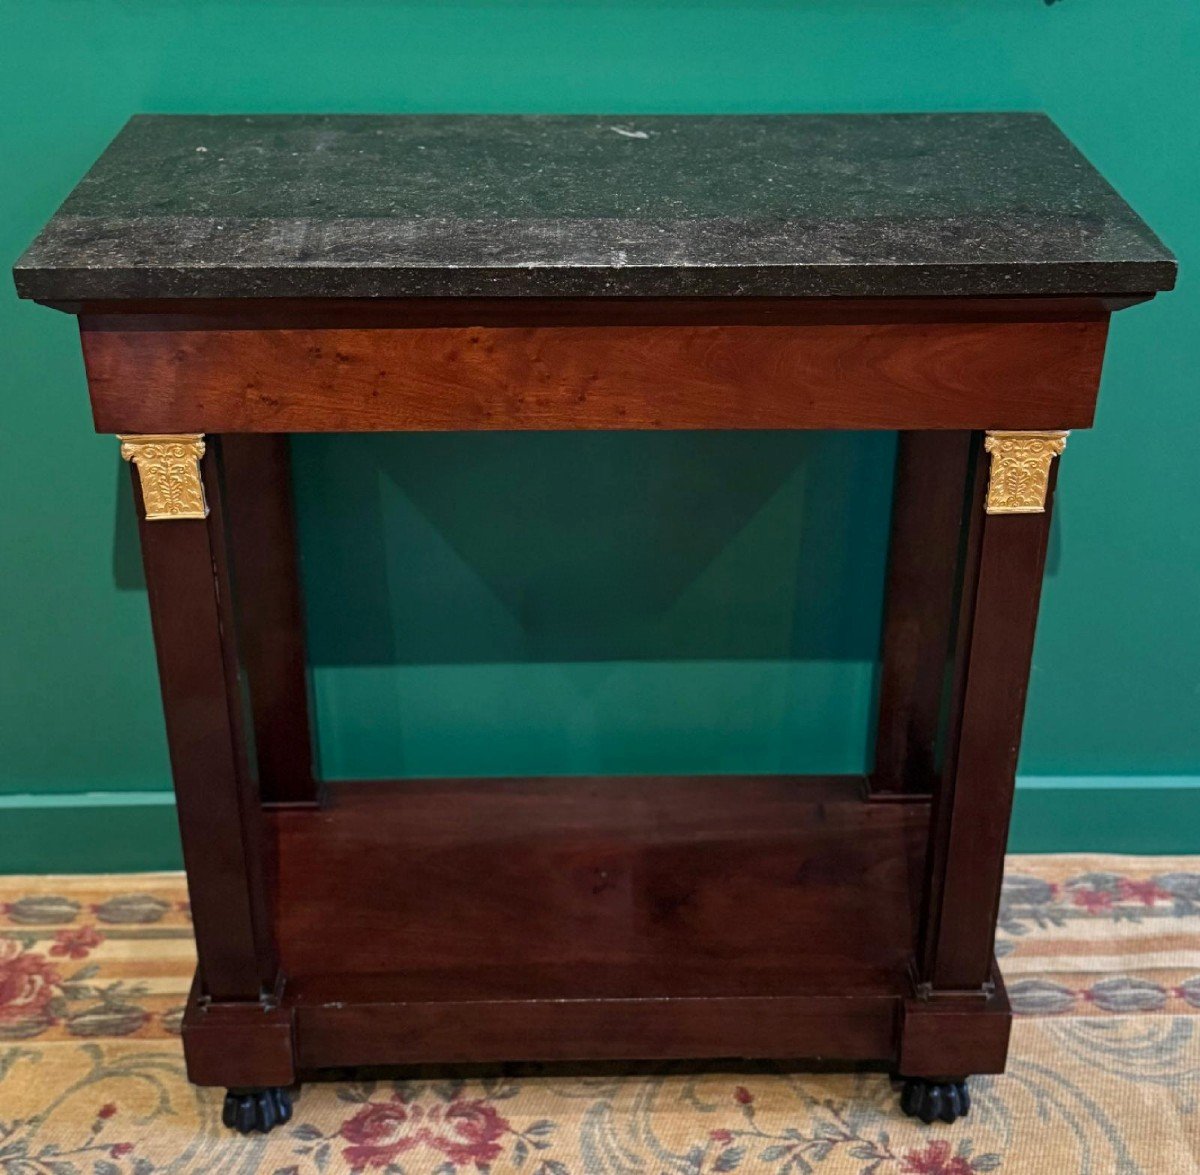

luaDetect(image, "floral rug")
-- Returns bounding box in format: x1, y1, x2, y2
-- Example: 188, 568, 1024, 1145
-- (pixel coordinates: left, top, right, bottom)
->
1, 856, 1198, 1174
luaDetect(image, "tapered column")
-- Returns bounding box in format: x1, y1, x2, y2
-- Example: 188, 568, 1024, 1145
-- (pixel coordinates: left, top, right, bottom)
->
918, 430, 1067, 992
872, 431, 973, 795
221, 435, 318, 806
122, 434, 278, 1002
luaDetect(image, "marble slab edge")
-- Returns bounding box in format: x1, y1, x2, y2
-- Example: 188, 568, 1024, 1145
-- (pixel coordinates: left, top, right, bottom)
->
11, 259, 1179, 303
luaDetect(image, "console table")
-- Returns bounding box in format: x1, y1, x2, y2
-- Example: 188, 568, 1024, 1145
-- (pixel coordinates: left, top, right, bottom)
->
14, 114, 1175, 1133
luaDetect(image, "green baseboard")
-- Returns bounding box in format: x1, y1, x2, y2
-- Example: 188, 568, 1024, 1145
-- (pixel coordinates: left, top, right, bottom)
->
0, 792, 183, 874
1, 778, 1196, 873
1008, 777, 1200, 854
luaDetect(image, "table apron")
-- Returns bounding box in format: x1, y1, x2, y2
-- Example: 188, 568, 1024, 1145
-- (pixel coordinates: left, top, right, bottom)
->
80, 318, 1107, 433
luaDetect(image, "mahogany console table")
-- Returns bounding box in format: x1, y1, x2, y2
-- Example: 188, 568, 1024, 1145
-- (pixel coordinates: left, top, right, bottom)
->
14, 114, 1175, 1133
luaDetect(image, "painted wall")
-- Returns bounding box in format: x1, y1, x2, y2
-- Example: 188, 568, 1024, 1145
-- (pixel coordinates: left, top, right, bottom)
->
3, 0, 1198, 866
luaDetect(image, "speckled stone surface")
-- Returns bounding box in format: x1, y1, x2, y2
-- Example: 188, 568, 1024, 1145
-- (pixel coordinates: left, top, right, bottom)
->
13, 113, 1176, 301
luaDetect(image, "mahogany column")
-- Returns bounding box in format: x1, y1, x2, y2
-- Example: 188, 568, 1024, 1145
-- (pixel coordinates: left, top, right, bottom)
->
131, 440, 275, 1000
919, 434, 1059, 990
222, 434, 318, 807
872, 431, 973, 796
131, 438, 294, 1087
901, 433, 1060, 1081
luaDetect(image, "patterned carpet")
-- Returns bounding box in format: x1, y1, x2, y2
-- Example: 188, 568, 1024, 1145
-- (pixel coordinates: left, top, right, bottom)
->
1, 856, 1198, 1174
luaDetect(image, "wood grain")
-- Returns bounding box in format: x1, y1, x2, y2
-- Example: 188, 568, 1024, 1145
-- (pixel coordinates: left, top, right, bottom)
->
899, 967, 1012, 1078
918, 439, 1058, 991
182, 975, 296, 1087
292, 994, 899, 1069
271, 776, 926, 989
132, 442, 278, 1001
221, 435, 318, 807
98, 290, 1105, 1088
871, 432, 973, 794
82, 318, 1107, 433
258, 774, 929, 1072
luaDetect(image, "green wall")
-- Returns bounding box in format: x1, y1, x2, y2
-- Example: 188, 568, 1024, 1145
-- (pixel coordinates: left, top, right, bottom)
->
3, 0, 1198, 867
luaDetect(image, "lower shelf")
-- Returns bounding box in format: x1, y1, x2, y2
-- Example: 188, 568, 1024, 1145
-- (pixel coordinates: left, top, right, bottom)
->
263, 775, 932, 1068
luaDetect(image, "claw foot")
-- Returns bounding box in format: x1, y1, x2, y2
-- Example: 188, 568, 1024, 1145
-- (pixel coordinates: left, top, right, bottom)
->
899, 1077, 971, 1124
221, 1086, 293, 1134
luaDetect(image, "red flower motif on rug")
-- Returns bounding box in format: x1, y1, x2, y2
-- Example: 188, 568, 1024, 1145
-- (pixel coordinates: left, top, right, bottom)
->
339, 1094, 509, 1170
1071, 888, 1115, 913
900, 1140, 977, 1175
1117, 878, 1170, 907
0, 939, 61, 1033
50, 926, 104, 959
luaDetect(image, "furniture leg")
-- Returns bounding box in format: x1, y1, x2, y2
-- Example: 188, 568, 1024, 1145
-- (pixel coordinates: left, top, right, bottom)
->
871, 431, 973, 796
221, 434, 319, 807
123, 434, 296, 1114
899, 429, 1067, 1119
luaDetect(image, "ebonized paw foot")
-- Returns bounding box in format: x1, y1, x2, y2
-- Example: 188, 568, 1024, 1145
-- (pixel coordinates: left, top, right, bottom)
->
222, 1087, 293, 1134
899, 1077, 970, 1124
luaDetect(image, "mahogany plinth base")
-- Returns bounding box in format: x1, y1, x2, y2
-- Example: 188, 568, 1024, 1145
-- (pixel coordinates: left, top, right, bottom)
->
898, 969, 1013, 1078
181, 982, 296, 1088
179, 775, 1012, 1091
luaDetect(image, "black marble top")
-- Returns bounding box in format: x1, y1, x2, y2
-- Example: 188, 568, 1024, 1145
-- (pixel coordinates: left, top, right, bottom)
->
13, 113, 1176, 301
